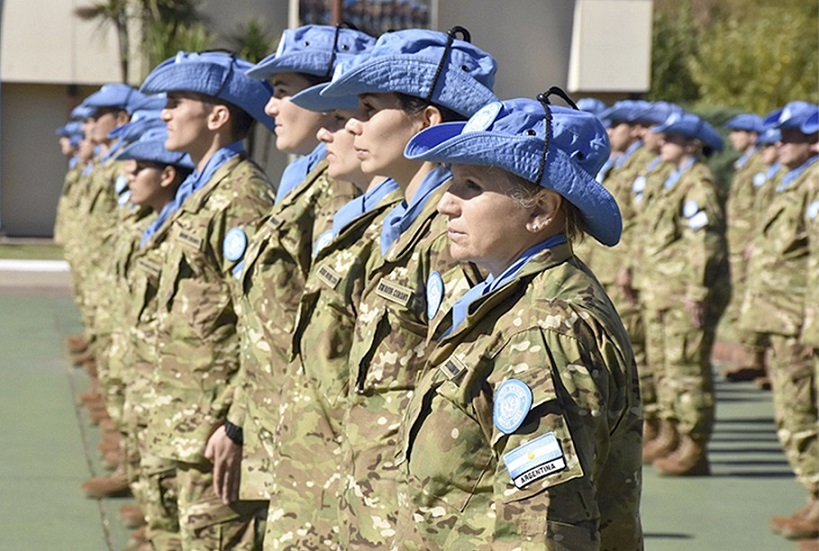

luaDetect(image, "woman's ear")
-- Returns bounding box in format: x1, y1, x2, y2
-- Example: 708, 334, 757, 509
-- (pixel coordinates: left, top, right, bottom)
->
159, 165, 178, 188
527, 190, 563, 233
419, 105, 444, 130
208, 104, 232, 131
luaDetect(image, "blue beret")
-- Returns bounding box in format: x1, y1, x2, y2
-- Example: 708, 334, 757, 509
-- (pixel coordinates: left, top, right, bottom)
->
116, 127, 194, 170
764, 101, 819, 131
321, 28, 498, 118
246, 25, 376, 80
653, 112, 724, 152
724, 113, 765, 133
140, 51, 276, 132
599, 100, 651, 126
405, 97, 621, 246
84, 84, 145, 113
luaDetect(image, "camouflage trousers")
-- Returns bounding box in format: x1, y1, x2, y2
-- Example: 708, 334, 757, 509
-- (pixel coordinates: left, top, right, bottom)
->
645, 303, 721, 441
768, 336, 819, 496
175, 461, 267, 551
606, 283, 650, 418
123, 407, 182, 551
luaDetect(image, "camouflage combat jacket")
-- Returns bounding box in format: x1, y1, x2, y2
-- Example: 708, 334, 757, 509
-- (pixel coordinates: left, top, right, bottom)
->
630, 158, 673, 293
589, 145, 656, 285
741, 160, 818, 337
639, 161, 729, 311
264, 188, 403, 548
54, 162, 86, 246
339, 182, 481, 548
229, 160, 359, 500
395, 242, 643, 551
145, 155, 275, 463
725, 150, 768, 257
801, 174, 819, 348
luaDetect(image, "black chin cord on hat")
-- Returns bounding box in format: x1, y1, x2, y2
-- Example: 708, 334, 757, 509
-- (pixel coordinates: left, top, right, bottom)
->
535, 86, 579, 182
425, 26, 471, 104
325, 22, 358, 79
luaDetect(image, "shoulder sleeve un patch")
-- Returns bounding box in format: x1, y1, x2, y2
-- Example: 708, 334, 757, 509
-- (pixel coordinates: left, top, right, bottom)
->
223, 227, 248, 262
494, 378, 533, 434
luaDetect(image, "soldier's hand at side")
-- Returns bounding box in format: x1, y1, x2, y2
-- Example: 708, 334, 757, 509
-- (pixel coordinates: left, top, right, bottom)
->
684, 298, 704, 328
204, 425, 241, 505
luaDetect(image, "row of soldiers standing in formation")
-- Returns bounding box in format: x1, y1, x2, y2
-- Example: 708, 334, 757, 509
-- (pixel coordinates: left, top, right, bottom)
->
574, 97, 819, 545
51, 21, 818, 551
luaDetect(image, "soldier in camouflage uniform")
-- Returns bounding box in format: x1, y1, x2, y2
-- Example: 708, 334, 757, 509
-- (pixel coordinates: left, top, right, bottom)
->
394, 96, 642, 550
259, 60, 403, 549
639, 113, 730, 476
53, 120, 85, 246
624, 102, 679, 454
721, 113, 770, 382
741, 103, 819, 542
318, 28, 498, 547
137, 51, 278, 550
184, 28, 369, 544
108, 129, 194, 550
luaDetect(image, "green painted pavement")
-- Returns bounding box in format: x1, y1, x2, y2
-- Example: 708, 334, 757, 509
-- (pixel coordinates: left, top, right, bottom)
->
0, 290, 809, 550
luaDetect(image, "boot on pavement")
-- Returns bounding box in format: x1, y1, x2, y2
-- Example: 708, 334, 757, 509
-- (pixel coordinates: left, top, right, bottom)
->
778, 499, 819, 540
642, 419, 679, 464
81, 467, 131, 498
653, 434, 710, 476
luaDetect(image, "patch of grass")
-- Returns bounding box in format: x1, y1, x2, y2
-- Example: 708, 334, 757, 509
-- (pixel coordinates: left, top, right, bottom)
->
0, 244, 66, 260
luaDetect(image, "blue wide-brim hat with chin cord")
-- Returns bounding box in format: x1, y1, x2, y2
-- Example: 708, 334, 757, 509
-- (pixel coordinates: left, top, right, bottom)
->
109, 114, 167, 142
599, 99, 651, 126
404, 89, 622, 246
140, 51, 276, 132
320, 27, 498, 118
116, 127, 194, 170
71, 103, 95, 121
764, 101, 819, 131
757, 127, 781, 145
724, 113, 765, 133
246, 24, 376, 80
84, 84, 145, 113
632, 101, 682, 127
653, 111, 724, 152
801, 111, 819, 134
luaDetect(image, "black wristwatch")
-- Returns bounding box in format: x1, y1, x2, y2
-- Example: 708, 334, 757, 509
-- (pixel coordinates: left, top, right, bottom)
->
224, 421, 244, 446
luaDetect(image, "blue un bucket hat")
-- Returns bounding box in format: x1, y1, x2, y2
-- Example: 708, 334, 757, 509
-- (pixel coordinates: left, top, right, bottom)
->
653, 111, 724, 152
140, 51, 276, 132
320, 26, 498, 118
116, 127, 194, 170
724, 113, 765, 134
246, 24, 376, 81
404, 88, 622, 246
84, 84, 145, 113
764, 101, 819, 132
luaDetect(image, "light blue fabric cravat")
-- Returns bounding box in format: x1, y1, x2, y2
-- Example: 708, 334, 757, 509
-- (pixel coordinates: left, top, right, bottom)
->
662, 157, 696, 190
380, 165, 451, 256
446, 234, 568, 336
332, 178, 399, 235
141, 140, 245, 247
777, 155, 818, 192
615, 140, 643, 170
275, 142, 327, 204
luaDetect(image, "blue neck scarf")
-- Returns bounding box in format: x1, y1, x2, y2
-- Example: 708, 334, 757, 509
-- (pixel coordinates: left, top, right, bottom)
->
615, 140, 643, 169
767, 161, 781, 181
777, 155, 818, 192
663, 157, 697, 190
646, 156, 663, 173
735, 146, 759, 169
101, 139, 124, 163
313, 178, 401, 258
141, 140, 245, 247
446, 234, 568, 336
69, 157, 80, 169
275, 142, 327, 204
332, 178, 399, 235
380, 165, 451, 256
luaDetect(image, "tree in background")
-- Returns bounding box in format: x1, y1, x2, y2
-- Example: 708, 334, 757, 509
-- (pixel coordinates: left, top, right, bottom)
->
228, 19, 277, 64
651, 0, 819, 112
75, 0, 132, 83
